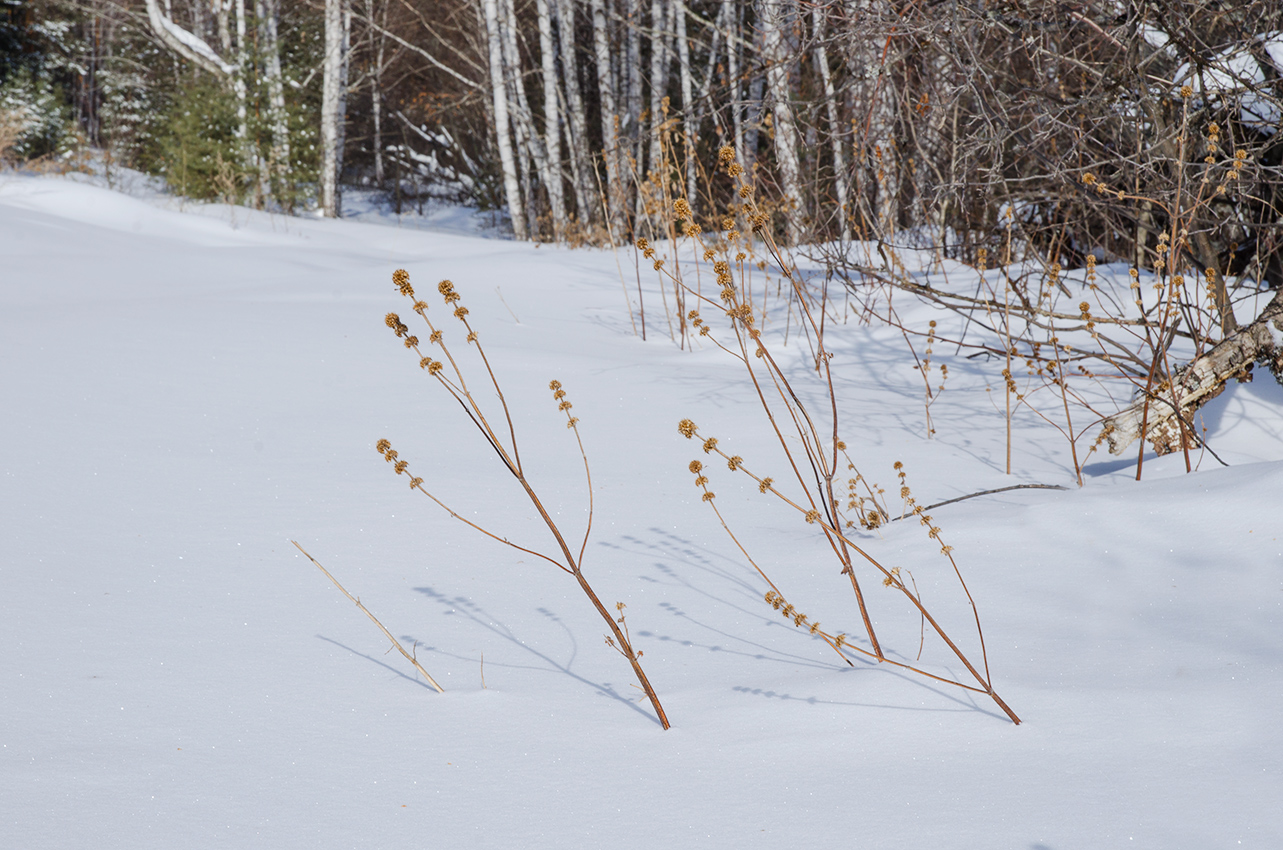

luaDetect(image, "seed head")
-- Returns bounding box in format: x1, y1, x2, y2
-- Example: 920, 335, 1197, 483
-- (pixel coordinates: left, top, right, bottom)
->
702, 437, 718, 453
678, 419, 697, 438
376, 438, 391, 454
392, 269, 413, 296
758, 477, 774, 493
688, 460, 703, 474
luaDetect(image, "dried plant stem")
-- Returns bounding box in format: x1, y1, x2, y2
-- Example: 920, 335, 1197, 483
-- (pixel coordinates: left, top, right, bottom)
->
381, 272, 670, 729
292, 540, 445, 694
662, 148, 1019, 724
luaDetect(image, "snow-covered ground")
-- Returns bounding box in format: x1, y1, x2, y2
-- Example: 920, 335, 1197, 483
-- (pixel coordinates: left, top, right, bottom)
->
2, 172, 1280, 848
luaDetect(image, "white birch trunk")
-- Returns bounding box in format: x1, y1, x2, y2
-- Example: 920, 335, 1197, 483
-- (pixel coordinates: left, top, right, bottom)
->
646, 0, 668, 181
321, 0, 344, 217
812, 2, 849, 240
589, 0, 625, 236
556, 0, 595, 223
143, 0, 234, 77
233, 0, 253, 200
215, 0, 232, 54
625, 0, 642, 147
536, 0, 566, 237
500, 0, 557, 238
726, 0, 743, 164
761, 0, 803, 244
673, 0, 695, 209
482, 0, 526, 238
258, 0, 291, 193
693, 2, 726, 141
743, 24, 764, 176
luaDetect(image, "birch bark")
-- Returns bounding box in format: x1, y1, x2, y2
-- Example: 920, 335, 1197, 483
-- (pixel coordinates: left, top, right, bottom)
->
556, 0, 595, 223
536, 0, 567, 237
761, 0, 803, 243
589, 0, 625, 235
482, 0, 526, 238
726, 0, 743, 163
646, 0, 668, 181
672, 0, 695, 208
500, 0, 557, 238
812, 2, 849, 240
259, 0, 291, 192
321, 0, 344, 216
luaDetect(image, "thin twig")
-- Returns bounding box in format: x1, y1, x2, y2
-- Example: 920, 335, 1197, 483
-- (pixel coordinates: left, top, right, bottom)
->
292, 541, 445, 694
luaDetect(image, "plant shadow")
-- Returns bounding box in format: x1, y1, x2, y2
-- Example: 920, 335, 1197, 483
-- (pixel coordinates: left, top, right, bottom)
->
406, 585, 661, 727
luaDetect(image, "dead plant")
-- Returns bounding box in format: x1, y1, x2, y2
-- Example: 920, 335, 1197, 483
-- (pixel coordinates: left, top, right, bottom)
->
377, 270, 670, 729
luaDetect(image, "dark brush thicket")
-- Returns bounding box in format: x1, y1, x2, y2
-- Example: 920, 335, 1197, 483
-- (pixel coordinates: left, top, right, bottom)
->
3, 0, 1282, 288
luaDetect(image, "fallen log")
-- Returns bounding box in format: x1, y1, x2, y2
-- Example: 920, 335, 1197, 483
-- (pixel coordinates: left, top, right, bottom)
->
1102, 287, 1283, 456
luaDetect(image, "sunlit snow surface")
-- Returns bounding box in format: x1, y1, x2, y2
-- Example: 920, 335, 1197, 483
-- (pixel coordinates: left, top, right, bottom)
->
2, 172, 1280, 848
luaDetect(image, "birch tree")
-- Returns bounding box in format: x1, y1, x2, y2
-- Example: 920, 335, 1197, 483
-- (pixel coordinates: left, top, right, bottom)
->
556, 0, 595, 224
589, 0, 624, 235
760, 0, 803, 244
811, 2, 848, 240
321, 0, 345, 217
481, 0, 525, 238
535, 0, 566, 238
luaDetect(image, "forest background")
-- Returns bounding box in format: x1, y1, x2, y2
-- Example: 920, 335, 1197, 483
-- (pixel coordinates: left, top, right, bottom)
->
1, 0, 1280, 272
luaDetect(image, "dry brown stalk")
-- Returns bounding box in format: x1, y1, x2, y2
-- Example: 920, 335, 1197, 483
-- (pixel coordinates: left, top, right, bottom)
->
379, 270, 670, 729
657, 147, 1020, 724
292, 540, 445, 694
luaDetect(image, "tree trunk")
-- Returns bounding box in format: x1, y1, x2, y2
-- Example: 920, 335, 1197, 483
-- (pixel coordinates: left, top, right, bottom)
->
589, 0, 625, 237
743, 27, 764, 176
1101, 288, 1283, 456
624, 0, 642, 152
259, 0, 291, 195
321, 0, 344, 217
726, 0, 743, 164
365, 0, 385, 188
673, 0, 695, 209
143, 0, 234, 77
761, 0, 803, 244
647, 0, 669, 183
536, 0, 566, 238
482, 0, 526, 238
812, 2, 849, 241
501, 0, 559, 239
556, 0, 595, 224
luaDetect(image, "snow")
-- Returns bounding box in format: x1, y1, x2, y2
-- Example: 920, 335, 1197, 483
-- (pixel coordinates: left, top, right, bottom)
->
1176, 32, 1283, 131
2, 172, 1281, 848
